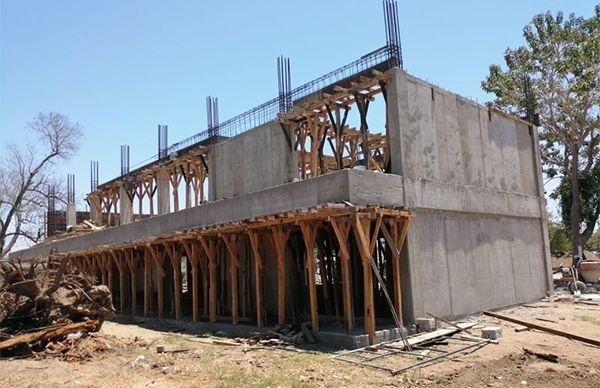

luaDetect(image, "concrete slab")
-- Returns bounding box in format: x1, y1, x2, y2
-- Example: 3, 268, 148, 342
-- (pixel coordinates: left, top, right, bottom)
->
11, 169, 403, 260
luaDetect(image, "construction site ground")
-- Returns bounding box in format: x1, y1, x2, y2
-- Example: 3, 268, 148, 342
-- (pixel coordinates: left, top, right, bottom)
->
1, 297, 599, 388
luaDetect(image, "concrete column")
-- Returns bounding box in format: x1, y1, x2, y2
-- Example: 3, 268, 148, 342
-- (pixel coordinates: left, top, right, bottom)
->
119, 186, 133, 225
66, 203, 76, 227
88, 195, 103, 225
157, 167, 171, 215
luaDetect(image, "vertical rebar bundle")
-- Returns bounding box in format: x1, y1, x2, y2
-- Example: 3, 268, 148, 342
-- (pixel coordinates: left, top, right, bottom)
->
383, 0, 403, 69
47, 184, 57, 238
523, 75, 537, 125
47, 185, 56, 213
206, 96, 219, 137
277, 56, 292, 112
158, 125, 168, 159
67, 174, 75, 204
90, 161, 99, 192
120, 145, 130, 175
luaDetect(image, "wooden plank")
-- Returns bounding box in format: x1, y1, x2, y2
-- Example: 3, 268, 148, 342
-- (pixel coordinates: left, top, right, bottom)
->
483, 311, 600, 347
110, 250, 127, 314
270, 226, 290, 327
381, 222, 402, 323
369, 213, 383, 254
124, 249, 137, 317
330, 218, 353, 334
163, 241, 182, 321
0, 320, 101, 351
199, 236, 217, 323
353, 216, 376, 344
181, 239, 200, 322
143, 248, 151, 317
222, 235, 240, 325
248, 230, 264, 327
300, 222, 319, 331
147, 244, 165, 319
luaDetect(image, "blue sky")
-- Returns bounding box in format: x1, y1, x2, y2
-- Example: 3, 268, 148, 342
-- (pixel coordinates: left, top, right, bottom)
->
0, 0, 597, 212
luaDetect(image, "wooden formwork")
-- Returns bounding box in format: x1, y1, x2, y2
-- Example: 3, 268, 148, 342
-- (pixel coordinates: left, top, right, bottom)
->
61, 203, 412, 344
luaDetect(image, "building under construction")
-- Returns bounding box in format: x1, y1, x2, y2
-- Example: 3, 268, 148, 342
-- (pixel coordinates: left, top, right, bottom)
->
12, 1, 552, 347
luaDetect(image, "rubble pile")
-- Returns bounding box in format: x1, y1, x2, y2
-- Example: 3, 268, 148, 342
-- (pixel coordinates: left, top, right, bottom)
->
0, 258, 115, 358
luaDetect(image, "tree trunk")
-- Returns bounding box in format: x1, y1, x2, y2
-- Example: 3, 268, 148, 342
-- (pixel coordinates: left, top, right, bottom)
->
570, 150, 582, 266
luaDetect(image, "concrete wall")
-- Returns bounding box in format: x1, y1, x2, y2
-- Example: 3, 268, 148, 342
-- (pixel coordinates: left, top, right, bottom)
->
388, 69, 538, 196
209, 120, 298, 200
406, 211, 548, 318
386, 67, 552, 319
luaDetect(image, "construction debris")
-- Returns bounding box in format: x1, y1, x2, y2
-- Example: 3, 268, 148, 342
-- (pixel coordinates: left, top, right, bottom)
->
481, 326, 503, 340
0, 258, 115, 358
331, 322, 490, 375
46, 219, 106, 242
483, 311, 600, 347
416, 317, 437, 333
523, 347, 559, 363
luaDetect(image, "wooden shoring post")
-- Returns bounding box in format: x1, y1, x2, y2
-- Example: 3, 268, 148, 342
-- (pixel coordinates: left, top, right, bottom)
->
169, 165, 183, 212
295, 121, 309, 179
353, 92, 371, 169
299, 221, 319, 331
326, 104, 349, 170
143, 247, 151, 317
199, 236, 218, 323
145, 179, 155, 216
181, 239, 200, 322
163, 241, 182, 321
381, 215, 411, 322
307, 114, 320, 177
147, 244, 166, 319
184, 163, 192, 209
100, 253, 107, 285
247, 230, 264, 327
222, 234, 241, 325
330, 217, 354, 333
105, 253, 113, 293
124, 249, 138, 317
316, 238, 330, 315
269, 225, 290, 327
110, 250, 127, 314
80, 255, 88, 274
136, 182, 144, 219
82, 256, 88, 274
91, 254, 99, 282
353, 214, 376, 344
200, 249, 209, 317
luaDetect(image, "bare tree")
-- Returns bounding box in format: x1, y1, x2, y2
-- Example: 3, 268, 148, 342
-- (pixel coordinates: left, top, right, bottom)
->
0, 112, 83, 258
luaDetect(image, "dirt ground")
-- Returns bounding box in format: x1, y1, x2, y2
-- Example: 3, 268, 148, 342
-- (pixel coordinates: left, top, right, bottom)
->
1, 297, 599, 388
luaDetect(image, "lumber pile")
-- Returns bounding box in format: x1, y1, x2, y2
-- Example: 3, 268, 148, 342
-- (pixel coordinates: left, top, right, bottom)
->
47, 219, 106, 242
0, 258, 115, 358
209, 324, 315, 352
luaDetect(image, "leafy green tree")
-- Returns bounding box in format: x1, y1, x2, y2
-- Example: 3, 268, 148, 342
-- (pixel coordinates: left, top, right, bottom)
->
548, 220, 571, 255
482, 6, 600, 255
586, 229, 600, 253
552, 163, 600, 248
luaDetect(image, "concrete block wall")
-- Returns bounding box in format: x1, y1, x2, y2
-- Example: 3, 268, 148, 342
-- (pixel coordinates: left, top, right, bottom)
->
209, 120, 298, 200
386, 67, 552, 320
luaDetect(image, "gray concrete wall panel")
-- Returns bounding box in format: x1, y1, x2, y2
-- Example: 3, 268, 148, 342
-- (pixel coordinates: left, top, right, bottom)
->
209, 120, 298, 200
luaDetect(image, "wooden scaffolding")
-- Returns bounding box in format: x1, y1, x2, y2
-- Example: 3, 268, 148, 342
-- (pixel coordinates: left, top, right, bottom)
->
63, 204, 412, 344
